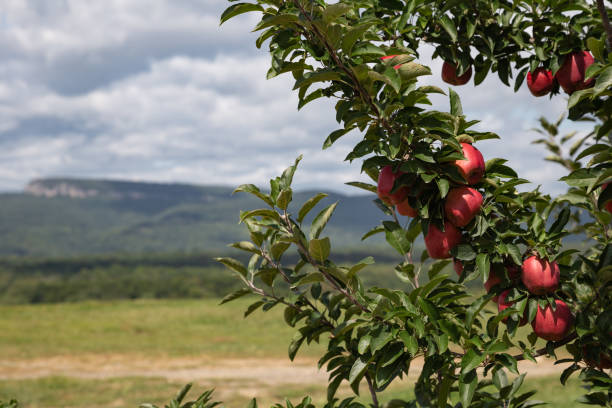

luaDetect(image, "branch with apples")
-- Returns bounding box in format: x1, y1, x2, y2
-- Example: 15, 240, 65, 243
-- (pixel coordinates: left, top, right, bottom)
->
210, 1, 612, 407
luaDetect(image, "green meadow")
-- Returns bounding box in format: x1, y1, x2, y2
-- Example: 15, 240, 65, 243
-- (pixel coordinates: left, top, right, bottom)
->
0, 298, 592, 408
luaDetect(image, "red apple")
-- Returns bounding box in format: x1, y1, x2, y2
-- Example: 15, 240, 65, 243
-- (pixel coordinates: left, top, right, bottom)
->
425, 221, 462, 259
453, 259, 463, 276
527, 68, 554, 97
442, 61, 472, 85
498, 290, 528, 325
583, 346, 612, 369
521, 255, 560, 295
444, 187, 483, 227
532, 299, 574, 341
555, 51, 595, 94
484, 271, 502, 301
453, 143, 486, 185
603, 183, 612, 214
396, 199, 418, 217
377, 165, 408, 205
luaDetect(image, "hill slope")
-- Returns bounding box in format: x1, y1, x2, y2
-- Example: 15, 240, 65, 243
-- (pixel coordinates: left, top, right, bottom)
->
0, 178, 391, 257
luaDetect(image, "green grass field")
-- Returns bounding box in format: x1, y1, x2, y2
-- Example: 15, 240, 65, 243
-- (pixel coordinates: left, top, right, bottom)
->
0, 299, 594, 407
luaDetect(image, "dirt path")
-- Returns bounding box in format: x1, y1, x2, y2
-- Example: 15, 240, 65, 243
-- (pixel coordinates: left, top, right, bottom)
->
0, 354, 574, 383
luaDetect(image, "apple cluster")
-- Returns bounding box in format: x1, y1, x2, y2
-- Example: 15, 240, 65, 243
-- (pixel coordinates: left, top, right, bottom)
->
526, 51, 594, 97
377, 141, 576, 344
440, 51, 596, 98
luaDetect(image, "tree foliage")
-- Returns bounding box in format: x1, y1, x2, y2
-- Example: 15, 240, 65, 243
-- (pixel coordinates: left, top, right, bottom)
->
215, 0, 612, 406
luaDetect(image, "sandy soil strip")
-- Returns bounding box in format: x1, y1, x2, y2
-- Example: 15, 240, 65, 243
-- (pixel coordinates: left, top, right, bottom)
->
0, 354, 574, 382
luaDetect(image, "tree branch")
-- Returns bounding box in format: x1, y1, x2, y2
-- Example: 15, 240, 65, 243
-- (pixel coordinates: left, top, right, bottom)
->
292, 0, 395, 135
597, 0, 612, 52
511, 332, 578, 362
365, 373, 380, 408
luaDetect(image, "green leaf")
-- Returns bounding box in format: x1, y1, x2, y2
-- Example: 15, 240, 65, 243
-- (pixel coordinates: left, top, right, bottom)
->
323, 128, 353, 149
459, 370, 478, 408
567, 88, 594, 109
298, 193, 328, 223
240, 208, 281, 223
461, 349, 486, 374
342, 23, 375, 54
254, 14, 300, 31
506, 244, 522, 265
548, 208, 570, 234
323, 3, 351, 23
215, 257, 248, 279
294, 272, 325, 287
345, 181, 377, 194
397, 62, 431, 81
439, 15, 457, 42
454, 244, 476, 261
476, 253, 490, 281
229, 241, 261, 254
369, 67, 401, 93
220, 3, 264, 25
575, 143, 610, 160
277, 188, 292, 210
594, 65, 612, 95
348, 256, 375, 279
436, 178, 450, 198
383, 221, 411, 255
293, 70, 343, 91
348, 356, 369, 386
399, 331, 418, 355
449, 88, 462, 116
233, 184, 274, 207
220, 288, 252, 304
309, 202, 338, 239
288, 331, 305, 361
362, 225, 385, 240
309, 237, 331, 263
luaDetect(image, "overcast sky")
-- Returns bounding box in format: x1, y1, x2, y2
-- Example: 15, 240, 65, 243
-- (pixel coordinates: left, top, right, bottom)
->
0, 0, 588, 194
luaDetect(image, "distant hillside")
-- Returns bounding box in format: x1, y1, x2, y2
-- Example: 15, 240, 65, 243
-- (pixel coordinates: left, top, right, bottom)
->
0, 178, 395, 257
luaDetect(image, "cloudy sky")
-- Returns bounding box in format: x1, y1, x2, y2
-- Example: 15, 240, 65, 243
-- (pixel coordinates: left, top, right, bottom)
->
0, 0, 588, 194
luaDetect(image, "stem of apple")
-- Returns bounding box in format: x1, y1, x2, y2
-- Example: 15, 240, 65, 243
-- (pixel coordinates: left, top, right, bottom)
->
597, 0, 612, 52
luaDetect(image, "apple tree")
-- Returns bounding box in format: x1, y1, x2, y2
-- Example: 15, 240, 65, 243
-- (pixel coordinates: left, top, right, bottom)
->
211, 0, 612, 406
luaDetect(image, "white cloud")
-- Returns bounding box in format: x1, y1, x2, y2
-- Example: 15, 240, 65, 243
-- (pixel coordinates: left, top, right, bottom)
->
0, 1, 594, 196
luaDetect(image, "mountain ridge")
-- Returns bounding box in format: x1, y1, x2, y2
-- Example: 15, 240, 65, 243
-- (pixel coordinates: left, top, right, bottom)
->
1, 177, 388, 257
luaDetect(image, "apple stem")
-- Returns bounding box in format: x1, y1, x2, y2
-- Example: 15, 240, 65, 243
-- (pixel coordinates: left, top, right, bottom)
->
597, 0, 612, 53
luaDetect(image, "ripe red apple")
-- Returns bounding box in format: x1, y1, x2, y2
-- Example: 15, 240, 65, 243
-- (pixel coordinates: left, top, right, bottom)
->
425, 221, 462, 259
497, 290, 528, 325
453, 259, 463, 276
532, 299, 574, 341
444, 186, 483, 227
521, 255, 560, 295
527, 68, 554, 97
602, 183, 612, 214
555, 51, 595, 94
377, 165, 408, 205
484, 271, 502, 301
396, 199, 417, 217
453, 143, 486, 185
442, 61, 472, 85
583, 346, 612, 369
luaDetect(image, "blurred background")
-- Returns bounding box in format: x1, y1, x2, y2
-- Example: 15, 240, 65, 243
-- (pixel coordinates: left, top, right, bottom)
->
0, 1, 590, 407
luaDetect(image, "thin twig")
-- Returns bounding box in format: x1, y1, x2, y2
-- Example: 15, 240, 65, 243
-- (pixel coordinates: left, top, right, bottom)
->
292, 0, 395, 135
281, 212, 371, 314
365, 373, 380, 408
597, 0, 612, 52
